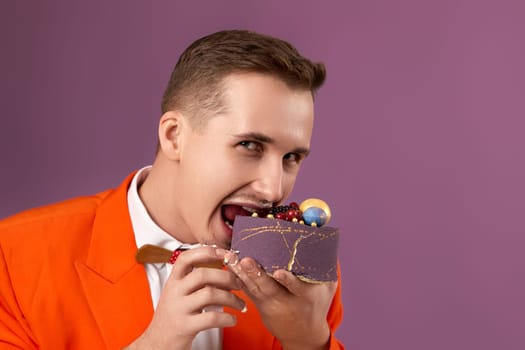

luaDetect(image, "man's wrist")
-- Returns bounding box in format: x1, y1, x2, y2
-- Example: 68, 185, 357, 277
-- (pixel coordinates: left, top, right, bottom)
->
122, 331, 158, 350
122, 335, 150, 350
280, 327, 331, 350
282, 340, 330, 350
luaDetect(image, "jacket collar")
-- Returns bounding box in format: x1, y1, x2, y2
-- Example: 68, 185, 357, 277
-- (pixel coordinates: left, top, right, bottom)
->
75, 172, 153, 348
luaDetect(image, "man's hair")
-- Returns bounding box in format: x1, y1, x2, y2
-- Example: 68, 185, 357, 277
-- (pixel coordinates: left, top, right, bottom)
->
161, 29, 326, 127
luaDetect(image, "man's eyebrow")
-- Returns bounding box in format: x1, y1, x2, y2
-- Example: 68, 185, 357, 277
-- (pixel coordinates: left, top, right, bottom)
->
233, 132, 274, 144
233, 132, 310, 157
293, 147, 310, 157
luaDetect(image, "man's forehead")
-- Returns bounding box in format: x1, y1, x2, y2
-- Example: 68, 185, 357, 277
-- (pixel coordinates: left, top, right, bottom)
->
200, 72, 315, 148
220, 74, 314, 114
220, 72, 311, 95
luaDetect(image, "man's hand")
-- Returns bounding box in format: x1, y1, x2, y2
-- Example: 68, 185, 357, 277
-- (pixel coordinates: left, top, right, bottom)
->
225, 252, 337, 350
125, 246, 246, 350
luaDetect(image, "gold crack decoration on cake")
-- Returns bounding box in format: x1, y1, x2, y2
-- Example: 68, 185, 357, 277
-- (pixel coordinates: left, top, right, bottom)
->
287, 234, 306, 272
231, 199, 339, 283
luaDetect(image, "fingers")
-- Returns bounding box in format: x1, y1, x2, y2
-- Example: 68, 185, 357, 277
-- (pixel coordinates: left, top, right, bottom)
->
162, 247, 246, 313
224, 251, 338, 299
225, 253, 283, 299
188, 309, 238, 330
272, 269, 305, 296
143, 247, 247, 346
186, 286, 246, 314
169, 246, 226, 280
174, 266, 243, 295
273, 269, 338, 297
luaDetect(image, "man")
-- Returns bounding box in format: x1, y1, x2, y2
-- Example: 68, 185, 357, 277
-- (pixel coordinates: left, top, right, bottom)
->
0, 30, 344, 349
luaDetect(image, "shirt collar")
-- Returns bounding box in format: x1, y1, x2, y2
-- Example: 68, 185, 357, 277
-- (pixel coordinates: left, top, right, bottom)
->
128, 166, 182, 253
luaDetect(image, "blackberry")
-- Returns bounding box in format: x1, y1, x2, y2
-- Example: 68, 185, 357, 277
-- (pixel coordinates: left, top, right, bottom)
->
268, 205, 295, 214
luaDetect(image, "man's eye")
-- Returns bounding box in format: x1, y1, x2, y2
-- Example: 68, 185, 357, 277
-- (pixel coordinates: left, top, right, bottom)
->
283, 153, 302, 164
239, 141, 262, 152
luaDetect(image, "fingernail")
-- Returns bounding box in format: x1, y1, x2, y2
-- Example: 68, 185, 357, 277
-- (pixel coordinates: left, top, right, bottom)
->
241, 259, 256, 272
273, 271, 286, 283
223, 251, 238, 266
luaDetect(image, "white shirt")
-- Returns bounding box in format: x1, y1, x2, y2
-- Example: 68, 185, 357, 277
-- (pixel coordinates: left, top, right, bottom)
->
128, 166, 222, 350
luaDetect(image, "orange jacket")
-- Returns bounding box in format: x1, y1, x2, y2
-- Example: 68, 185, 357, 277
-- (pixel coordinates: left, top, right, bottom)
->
0, 173, 344, 349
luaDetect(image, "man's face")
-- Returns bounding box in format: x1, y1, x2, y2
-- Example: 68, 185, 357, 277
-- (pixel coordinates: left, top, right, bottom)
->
173, 73, 315, 248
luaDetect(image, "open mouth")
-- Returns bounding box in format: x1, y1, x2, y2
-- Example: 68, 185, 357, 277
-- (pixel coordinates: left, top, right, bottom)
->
221, 204, 263, 229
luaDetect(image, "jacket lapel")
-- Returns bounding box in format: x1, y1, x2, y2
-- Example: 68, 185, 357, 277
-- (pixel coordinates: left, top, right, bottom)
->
75, 173, 154, 348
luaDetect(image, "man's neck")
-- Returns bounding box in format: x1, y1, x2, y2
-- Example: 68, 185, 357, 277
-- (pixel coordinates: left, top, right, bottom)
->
138, 161, 193, 244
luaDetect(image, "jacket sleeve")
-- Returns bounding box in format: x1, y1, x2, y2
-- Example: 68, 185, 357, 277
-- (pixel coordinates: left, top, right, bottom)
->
325, 264, 345, 350
0, 244, 37, 349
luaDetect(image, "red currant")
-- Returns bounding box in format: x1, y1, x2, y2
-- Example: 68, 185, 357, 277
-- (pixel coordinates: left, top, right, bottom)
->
286, 209, 297, 220
276, 212, 287, 220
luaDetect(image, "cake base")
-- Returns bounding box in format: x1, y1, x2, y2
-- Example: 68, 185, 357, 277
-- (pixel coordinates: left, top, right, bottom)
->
231, 216, 339, 283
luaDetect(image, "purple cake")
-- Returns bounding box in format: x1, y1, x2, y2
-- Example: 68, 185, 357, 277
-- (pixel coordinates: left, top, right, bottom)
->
231, 214, 339, 283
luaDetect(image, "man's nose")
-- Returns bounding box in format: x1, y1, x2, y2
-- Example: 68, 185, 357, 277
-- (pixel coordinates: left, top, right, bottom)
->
252, 161, 285, 205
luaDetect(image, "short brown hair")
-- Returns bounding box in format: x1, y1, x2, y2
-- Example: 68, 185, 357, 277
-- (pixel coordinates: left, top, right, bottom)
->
161, 30, 326, 126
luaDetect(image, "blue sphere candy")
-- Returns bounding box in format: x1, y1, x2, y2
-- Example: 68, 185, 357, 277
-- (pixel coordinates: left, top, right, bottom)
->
302, 207, 327, 227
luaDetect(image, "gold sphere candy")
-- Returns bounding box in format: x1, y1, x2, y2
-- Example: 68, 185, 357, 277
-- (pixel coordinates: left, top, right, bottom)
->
299, 198, 332, 225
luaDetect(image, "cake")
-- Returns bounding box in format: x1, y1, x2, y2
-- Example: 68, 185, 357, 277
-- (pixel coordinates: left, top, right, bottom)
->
230, 199, 339, 283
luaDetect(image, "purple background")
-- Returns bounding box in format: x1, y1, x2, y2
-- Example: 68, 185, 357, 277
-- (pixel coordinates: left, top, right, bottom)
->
2, 1, 525, 348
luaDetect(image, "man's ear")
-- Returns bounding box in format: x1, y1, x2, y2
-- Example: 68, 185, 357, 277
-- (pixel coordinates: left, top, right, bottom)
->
158, 111, 187, 161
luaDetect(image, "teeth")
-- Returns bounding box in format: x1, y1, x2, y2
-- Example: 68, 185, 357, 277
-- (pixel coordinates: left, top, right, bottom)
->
242, 206, 257, 213
224, 220, 233, 229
